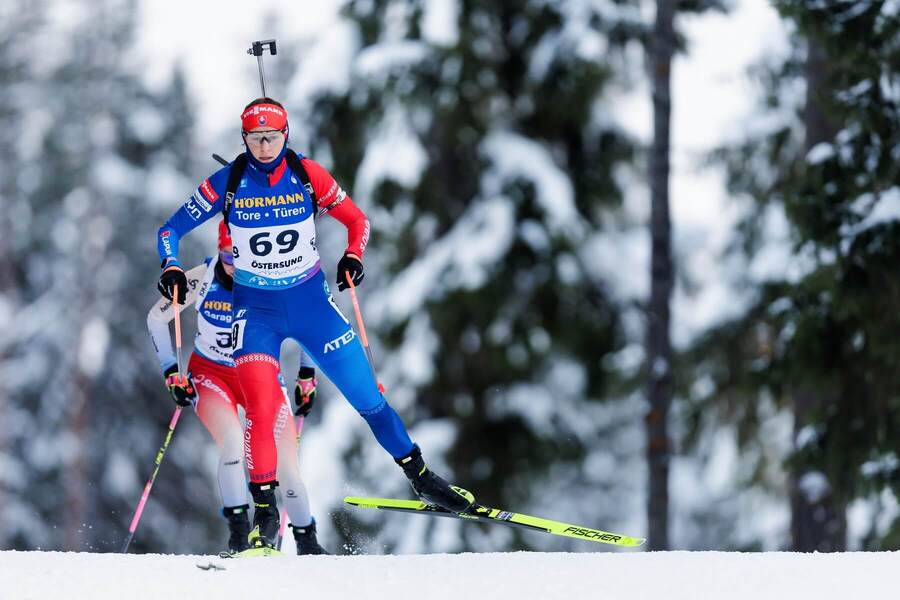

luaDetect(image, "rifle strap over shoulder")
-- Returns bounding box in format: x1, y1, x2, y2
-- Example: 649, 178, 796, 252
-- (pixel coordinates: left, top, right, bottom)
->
222, 153, 249, 227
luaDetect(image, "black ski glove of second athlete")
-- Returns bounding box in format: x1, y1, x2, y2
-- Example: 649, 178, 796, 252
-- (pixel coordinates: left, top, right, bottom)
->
336, 253, 364, 291
158, 264, 188, 304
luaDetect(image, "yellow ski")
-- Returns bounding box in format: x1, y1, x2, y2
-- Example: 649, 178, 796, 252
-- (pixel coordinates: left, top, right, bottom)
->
216, 526, 285, 559
344, 491, 645, 548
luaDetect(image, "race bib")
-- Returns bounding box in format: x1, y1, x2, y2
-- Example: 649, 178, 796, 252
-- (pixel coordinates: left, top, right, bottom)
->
230, 219, 319, 287
192, 262, 235, 366
195, 314, 234, 364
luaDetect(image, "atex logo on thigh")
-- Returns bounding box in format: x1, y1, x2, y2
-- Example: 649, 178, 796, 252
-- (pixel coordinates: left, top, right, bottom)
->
323, 329, 356, 354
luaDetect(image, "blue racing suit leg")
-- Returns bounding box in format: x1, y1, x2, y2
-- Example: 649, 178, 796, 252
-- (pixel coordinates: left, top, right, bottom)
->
230, 295, 287, 361
287, 272, 415, 458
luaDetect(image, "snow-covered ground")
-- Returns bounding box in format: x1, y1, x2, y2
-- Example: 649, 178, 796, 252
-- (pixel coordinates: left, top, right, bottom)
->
2, 550, 896, 600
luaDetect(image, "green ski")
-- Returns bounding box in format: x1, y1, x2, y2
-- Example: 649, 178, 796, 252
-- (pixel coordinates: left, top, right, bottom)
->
228, 545, 284, 558
344, 490, 645, 548
204, 526, 285, 566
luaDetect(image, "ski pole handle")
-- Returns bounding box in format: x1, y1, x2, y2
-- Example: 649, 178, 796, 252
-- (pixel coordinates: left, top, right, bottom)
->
345, 272, 384, 393
121, 406, 183, 553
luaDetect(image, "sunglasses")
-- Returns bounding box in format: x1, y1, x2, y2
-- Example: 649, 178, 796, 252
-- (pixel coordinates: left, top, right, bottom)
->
243, 129, 286, 145
219, 250, 234, 265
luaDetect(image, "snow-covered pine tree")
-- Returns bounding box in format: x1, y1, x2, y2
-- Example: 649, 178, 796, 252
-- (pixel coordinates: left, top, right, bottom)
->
686, 0, 900, 551
286, 0, 648, 552
0, 0, 46, 551
1, 0, 226, 553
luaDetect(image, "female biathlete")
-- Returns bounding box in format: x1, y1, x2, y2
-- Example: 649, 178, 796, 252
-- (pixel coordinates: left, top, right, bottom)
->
147, 220, 328, 554
155, 98, 471, 548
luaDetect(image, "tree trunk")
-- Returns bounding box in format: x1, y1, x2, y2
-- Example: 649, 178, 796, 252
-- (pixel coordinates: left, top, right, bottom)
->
646, 0, 676, 552
788, 38, 846, 553
64, 370, 90, 551
790, 391, 847, 551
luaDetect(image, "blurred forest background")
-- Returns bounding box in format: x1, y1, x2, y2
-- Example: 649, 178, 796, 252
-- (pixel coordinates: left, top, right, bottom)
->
1, 0, 898, 555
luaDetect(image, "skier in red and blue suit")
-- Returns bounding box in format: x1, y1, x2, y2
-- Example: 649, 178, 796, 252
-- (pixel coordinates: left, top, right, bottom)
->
156, 98, 472, 548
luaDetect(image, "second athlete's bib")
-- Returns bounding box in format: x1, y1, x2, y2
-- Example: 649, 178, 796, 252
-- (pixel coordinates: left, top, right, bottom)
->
193, 260, 235, 366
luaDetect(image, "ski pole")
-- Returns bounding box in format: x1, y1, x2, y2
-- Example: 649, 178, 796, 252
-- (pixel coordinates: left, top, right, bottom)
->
121, 286, 186, 553
172, 284, 186, 378
345, 273, 384, 393
247, 39, 277, 97
121, 406, 182, 553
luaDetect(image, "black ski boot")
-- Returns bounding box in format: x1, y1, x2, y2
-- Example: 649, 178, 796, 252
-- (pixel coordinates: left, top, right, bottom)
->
395, 445, 473, 513
249, 481, 280, 548
223, 504, 251, 553
291, 519, 330, 555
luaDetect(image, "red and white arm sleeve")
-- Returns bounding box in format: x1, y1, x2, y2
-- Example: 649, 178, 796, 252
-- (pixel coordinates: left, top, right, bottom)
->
301, 158, 370, 258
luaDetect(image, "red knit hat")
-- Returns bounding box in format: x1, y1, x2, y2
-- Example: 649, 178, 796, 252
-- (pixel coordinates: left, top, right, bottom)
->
240, 103, 288, 132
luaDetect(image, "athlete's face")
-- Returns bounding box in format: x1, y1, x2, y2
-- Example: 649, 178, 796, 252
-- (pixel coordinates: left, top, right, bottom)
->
244, 126, 286, 163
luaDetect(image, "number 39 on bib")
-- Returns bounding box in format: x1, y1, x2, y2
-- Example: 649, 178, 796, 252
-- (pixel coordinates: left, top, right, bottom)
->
231, 319, 247, 352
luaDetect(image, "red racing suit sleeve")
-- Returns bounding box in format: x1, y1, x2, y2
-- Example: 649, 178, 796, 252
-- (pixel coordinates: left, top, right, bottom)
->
301, 158, 370, 258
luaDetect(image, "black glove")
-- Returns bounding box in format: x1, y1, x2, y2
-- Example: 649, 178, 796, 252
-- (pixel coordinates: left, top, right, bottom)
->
164, 365, 196, 407
336, 253, 364, 291
158, 264, 188, 304
294, 366, 317, 417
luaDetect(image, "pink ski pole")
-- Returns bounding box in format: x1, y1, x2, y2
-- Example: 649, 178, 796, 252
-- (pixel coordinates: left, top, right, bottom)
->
121, 285, 186, 553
